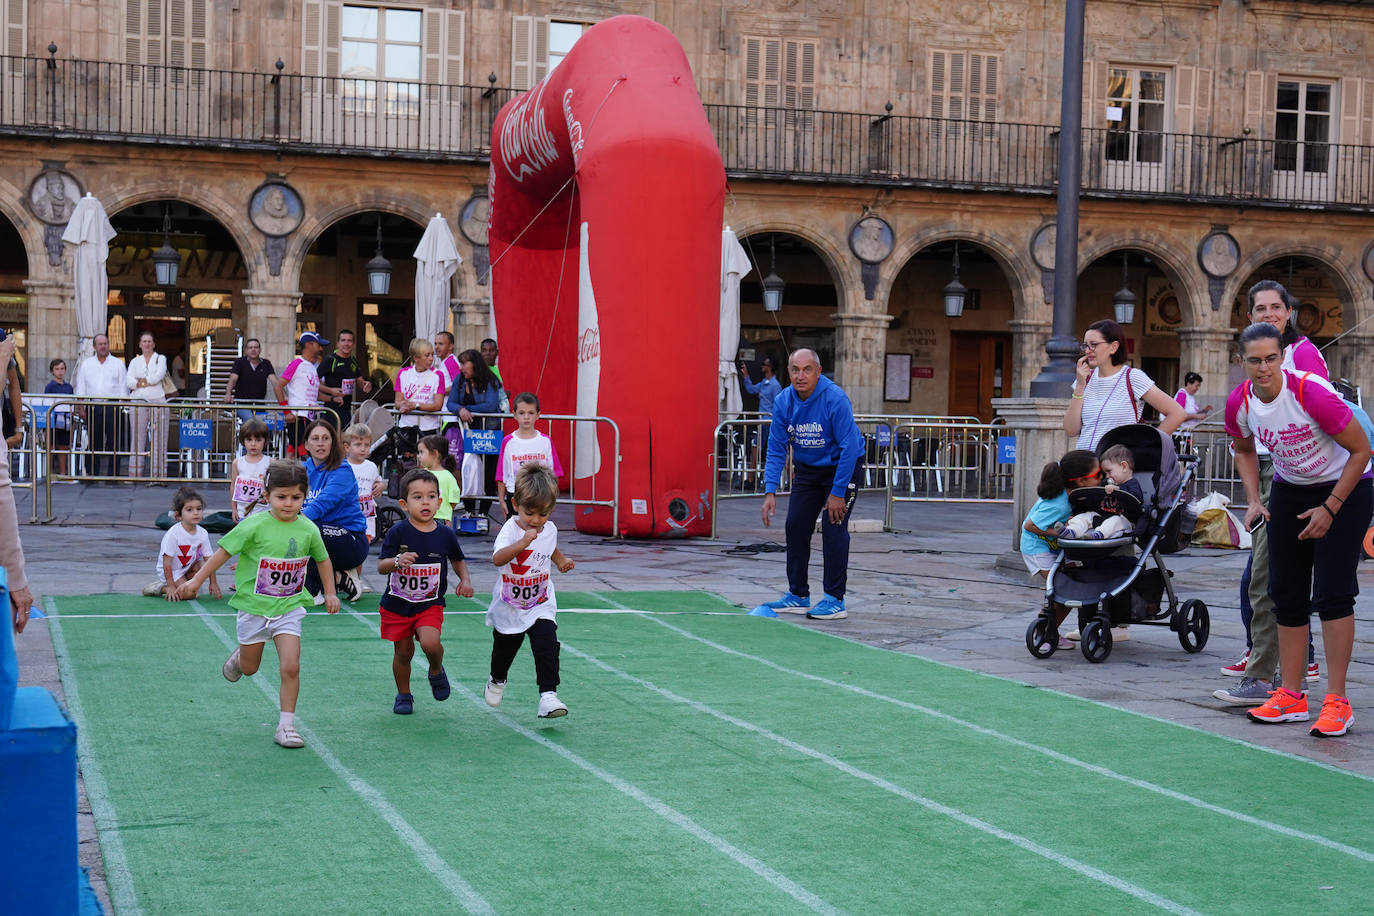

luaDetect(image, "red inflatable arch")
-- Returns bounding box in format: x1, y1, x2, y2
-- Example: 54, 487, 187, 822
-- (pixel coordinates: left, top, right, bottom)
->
489, 15, 725, 537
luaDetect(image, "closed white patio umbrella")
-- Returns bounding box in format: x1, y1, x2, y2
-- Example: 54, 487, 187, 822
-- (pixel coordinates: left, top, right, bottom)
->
719, 226, 751, 418
412, 213, 461, 343
61, 193, 117, 374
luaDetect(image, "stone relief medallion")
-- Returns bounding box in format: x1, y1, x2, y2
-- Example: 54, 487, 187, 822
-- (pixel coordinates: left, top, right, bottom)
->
1361, 240, 1374, 284
1030, 223, 1056, 271
459, 192, 490, 246
248, 181, 304, 237
1197, 230, 1240, 278
27, 168, 82, 225
848, 216, 894, 264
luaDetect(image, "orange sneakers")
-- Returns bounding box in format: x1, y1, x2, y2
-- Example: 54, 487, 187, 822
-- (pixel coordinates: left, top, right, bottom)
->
1311, 694, 1355, 738
1246, 687, 1309, 724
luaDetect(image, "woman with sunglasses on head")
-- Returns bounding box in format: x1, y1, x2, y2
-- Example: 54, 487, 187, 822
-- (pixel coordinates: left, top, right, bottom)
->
1226, 321, 1370, 737
1063, 318, 1186, 451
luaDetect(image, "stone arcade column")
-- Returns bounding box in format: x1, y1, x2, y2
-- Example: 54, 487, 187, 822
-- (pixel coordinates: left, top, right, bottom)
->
1009, 319, 1051, 397
990, 396, 1072, 551
456, 297, 492, 354
1176, 326, 1236, 413
23, 278, 74, 392
831, 312, 892, 413
242, 288, 302, 372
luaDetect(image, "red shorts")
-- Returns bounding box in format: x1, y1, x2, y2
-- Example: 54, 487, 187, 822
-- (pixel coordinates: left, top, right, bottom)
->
379, 605, 445, 642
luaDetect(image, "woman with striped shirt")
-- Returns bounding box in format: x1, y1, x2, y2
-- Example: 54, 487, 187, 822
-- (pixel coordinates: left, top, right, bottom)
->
1064, 318, 1185, 451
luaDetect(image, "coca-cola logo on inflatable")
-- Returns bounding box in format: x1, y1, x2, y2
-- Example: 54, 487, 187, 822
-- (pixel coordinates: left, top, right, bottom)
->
578, 327, 600, 363
500, 82, 560, 183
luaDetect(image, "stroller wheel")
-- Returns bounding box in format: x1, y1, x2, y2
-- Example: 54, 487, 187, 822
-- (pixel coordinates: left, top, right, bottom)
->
1080, 620, 1112, 663
1176, 598, 1210, 653
1025, 618, 1056, 658
375, 505, 405, 541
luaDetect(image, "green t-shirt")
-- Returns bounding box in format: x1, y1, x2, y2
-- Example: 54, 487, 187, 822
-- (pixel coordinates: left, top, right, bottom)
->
433, 468, 460, 522
217, 511, 329, 617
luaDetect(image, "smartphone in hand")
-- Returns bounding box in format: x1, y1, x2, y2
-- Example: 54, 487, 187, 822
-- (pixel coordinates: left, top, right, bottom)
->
1248, 517, 1266, 534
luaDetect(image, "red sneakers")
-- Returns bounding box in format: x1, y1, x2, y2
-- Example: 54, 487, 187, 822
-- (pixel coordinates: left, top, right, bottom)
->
1220, 651, 1250, 677
1247, 687, 1309, 724
1311, 695, 1354, 737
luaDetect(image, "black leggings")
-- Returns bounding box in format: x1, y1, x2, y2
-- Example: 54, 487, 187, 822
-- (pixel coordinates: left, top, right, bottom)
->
305, 526, 370, 596
490, 618, 559, 693
1267, 476, 1373, 626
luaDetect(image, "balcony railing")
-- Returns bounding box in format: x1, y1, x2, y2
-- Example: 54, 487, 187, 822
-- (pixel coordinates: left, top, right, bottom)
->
4, 53, 1374, 211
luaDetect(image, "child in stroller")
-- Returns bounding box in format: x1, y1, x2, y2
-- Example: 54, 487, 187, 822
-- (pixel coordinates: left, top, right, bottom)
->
1026, 424, 1211, 663
1060, 444, 1143, 540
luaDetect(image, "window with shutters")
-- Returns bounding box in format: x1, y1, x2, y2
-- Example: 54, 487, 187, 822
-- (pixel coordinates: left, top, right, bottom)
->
1275, 79, 1333, 175
125, 0, 209, 85
742, 36, 817, 126
1105, 67, 1168, 164
549, 20, 590, 73
341, 4, 422, 116
927, 50, 999, 137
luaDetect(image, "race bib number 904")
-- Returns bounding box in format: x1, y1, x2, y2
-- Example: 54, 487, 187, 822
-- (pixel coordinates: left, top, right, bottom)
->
501, 574, 549, 611
254, 557, 308, 598
390, 563, 441, 603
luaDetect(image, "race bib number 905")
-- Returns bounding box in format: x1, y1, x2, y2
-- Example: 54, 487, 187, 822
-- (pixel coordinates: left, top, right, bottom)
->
389, 563, 441, 603
254, 557, 308, 598
501, 574, 549, 611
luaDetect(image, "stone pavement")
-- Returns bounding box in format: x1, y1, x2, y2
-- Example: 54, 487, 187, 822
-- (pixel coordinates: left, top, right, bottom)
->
12, 481, 1374, 910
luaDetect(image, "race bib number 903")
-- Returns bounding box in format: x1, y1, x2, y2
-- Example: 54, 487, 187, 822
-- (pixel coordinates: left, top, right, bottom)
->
254, 557, 308, 598
501, 574, 549, 611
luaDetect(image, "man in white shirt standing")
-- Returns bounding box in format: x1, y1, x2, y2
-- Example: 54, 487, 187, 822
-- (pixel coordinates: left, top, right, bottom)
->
433, 331, 462, 392
74, 333, 127, 479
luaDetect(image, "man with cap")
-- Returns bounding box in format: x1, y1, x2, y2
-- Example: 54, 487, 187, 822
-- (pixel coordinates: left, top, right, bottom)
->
752, 348, 865, 621
273, 331, 339, 457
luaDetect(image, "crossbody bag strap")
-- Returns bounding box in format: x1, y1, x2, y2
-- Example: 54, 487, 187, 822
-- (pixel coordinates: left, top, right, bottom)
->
1124, 369, 1140, 422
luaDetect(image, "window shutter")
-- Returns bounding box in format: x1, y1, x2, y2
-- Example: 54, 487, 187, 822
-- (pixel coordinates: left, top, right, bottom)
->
762, 38, 780, 107
1340, 76, 1360, 145
145, 0, 163, 67
4, 0, 25, 58
424, 8, 443, 85
323, 0, 340, 78
1194, 67, 1212, 134
533, 18, 548, 86
969, 53, 999, 125
512, 15, 547, 90
782, 40, 816, 109
743, 36, 761, 106
1362, 79, 1374, 147
444, 10, 464, 87
947, 51, 964, 120
125, 0, 143, 68
301, 0, 322, 77
166, 0, 207, 79
1243, 70, 1266, 137
928, 49, 946, 119
1174, 66, 1194, 134
1082, 57, 1096, 126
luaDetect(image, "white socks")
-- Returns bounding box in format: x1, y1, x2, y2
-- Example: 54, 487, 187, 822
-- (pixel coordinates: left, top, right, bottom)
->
279, 711, 294, 729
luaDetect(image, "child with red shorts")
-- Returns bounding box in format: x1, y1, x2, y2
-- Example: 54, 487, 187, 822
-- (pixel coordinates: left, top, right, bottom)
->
376, 467, 475, 714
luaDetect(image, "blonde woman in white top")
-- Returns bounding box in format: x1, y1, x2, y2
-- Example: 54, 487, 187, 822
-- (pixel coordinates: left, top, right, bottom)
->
126, 331, 169, 480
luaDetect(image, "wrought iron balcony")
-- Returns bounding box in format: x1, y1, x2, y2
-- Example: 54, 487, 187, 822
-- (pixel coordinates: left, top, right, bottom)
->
3, 53, 1373, 212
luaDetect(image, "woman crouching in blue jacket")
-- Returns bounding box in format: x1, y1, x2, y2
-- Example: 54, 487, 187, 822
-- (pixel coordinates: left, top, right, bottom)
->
301, 420, 368, 602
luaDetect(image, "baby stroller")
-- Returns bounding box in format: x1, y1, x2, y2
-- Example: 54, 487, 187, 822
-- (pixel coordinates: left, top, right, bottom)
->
1024, 424, 1210, 663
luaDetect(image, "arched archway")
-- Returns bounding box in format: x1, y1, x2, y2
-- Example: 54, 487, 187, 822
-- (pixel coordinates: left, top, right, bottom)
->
303, 209, 427, 391
885, 236, 1022, 419
0, 209, 31, 381
734, 230, 844, 395
1231, 252, 1358, 385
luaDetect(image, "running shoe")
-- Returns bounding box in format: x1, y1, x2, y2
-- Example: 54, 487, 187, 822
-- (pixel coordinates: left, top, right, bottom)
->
393, 693, 414, 715
274, 724, 305, 748
1311, 694, 1354, 737
750, 592, 811, 617
428, 668, 451, 702
1246, 687, 1309, 724
1220, 651, 1251, 677
1213, 677, 1272, 706
222, 647, 243, 683
335, 568, 360, 603
806, 595, 848, 620
538, 691, 568, 718
1307, 661, 1321, 683
484, 677, 506, 708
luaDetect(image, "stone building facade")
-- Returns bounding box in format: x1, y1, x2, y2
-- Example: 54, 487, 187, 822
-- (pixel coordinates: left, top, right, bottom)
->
1, 0, 1373, 415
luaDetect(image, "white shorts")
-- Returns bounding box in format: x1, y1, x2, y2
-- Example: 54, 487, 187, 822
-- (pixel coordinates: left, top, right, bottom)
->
1022, 552, 1057, 574
236, 607, 307, 645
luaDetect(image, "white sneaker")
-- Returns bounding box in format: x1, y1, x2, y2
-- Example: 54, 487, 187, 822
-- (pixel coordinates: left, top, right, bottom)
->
274, 724, 305, 748
222, 647, 243, 682
1065, 630, 1081, 641
484, 677, 506, 707
1111, 626, 1130, 642
312, 591, 326, 606
537, 691, 568, 718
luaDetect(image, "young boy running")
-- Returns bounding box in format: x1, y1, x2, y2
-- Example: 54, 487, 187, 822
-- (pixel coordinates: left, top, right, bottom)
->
143, 486, 221, 601
180, 460, 339, 748
485, 464, 575, 718
376, 468, 475, 714
494, 392, 564, 519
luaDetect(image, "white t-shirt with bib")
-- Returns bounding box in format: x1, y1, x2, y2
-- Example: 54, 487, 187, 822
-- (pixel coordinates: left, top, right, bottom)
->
397, 366, 446, 430
231, 453, 271, 517
348, 458, 381, 538
486, 517, 558, 634
281, 357, 321, 416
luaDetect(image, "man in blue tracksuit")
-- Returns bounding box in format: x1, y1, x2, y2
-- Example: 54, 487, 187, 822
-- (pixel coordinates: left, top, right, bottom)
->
753, 349, 865, 620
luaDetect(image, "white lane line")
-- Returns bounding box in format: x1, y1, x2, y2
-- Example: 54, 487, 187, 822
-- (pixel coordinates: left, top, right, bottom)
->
617, 603, 1374, 865
189, 601, 496, 916
44, 607, 714, 620
342, 605, 843, 916
559, 640, 1202, 916
46, 596, 143, 916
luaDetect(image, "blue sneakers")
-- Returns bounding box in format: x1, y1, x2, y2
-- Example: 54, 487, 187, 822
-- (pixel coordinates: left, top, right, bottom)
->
393, 693, 414, 715
750, 592, 811, 617
806, 595, 847, 620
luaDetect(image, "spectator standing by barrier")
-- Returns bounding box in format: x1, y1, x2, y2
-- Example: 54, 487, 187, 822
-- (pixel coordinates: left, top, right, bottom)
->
320, 329, 371, 427
433, 331, 462, 394
738, 356, 782, 415
395, 338, 447, 435
0, 335, 32, 633
3, 343, 21, 449
1173, 372, 1213, 445
74, 333, 126, 478
44, 358, 74, 476
126, 331, 170, 482
223, 338, 277, 422
274, 332, 337, 458
752, 349, 864, 621
448, 348, 502, 517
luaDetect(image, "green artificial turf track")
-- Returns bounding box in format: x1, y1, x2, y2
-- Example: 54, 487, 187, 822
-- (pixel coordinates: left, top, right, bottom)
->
45, 591, 1374, 915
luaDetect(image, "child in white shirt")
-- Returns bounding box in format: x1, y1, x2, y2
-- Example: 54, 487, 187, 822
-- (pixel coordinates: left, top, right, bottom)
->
495, 391, 564, 519
344, 423, 384, 593
484, 464, 575, 719
229, 418, 272, 522
143, 487, 221, 601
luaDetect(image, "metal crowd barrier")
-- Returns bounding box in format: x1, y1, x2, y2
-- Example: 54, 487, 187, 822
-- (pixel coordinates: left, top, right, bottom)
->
370, 405, 622, 534
35, 397, 340, 522
1179, 421, 1250, 512
882, 421, 1015, 529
